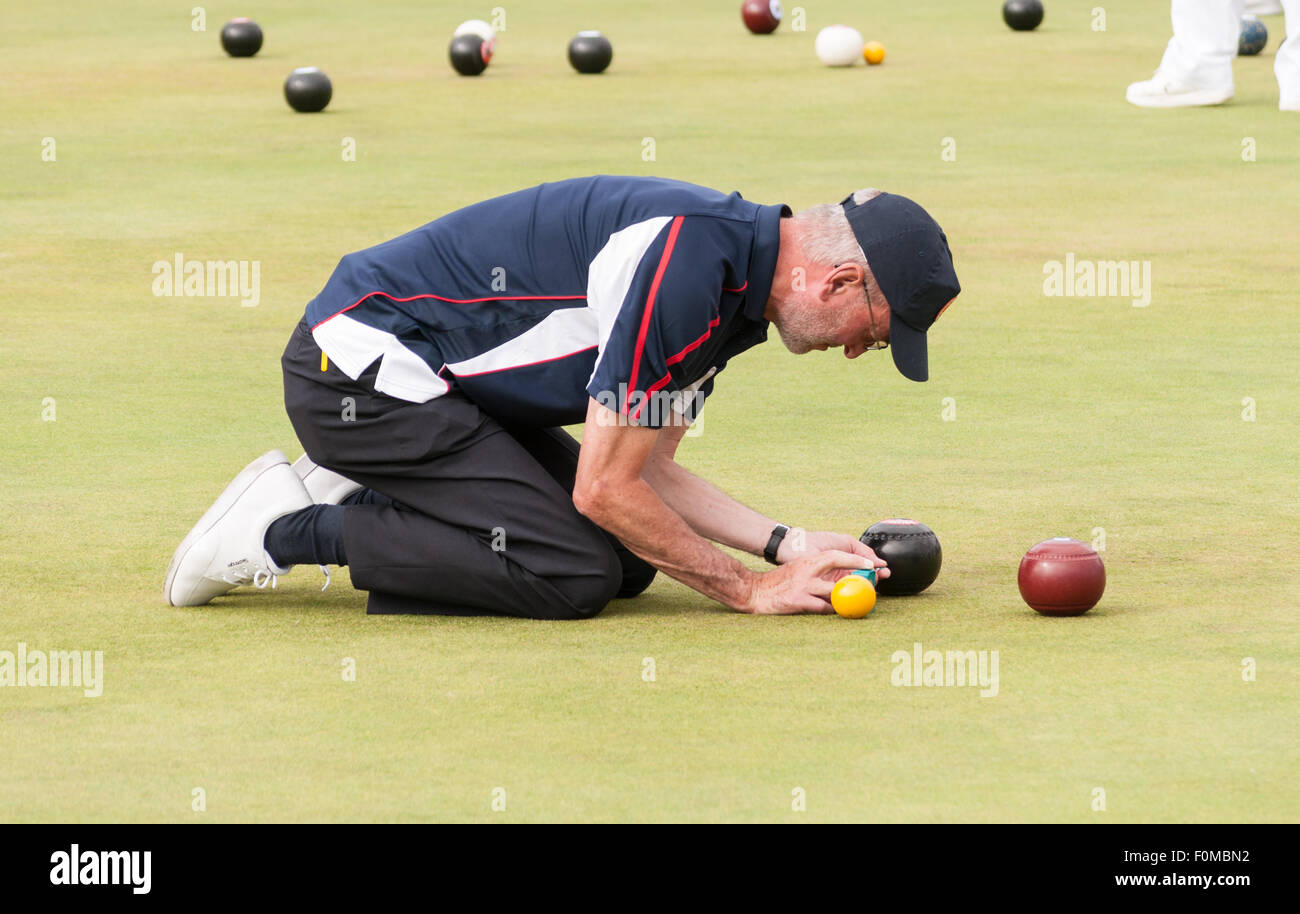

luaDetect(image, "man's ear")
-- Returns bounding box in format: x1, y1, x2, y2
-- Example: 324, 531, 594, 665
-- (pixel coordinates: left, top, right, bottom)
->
820, 263, 865, 300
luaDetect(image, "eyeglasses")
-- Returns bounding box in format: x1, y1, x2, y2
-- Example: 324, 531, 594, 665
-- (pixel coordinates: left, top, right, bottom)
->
835, 263, 889, 353
863, 275, 889, 351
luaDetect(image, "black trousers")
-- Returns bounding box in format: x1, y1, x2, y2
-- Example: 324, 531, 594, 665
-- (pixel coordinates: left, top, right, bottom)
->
281, 321, 656, 619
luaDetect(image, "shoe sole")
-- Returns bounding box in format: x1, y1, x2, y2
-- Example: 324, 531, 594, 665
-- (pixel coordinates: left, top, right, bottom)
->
163, 450, 289, 606
1127, 89, 1233, 108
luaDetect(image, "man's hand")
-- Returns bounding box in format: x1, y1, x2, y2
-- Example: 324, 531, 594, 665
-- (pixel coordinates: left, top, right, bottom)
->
776, 530, 890, 580
740, 550, 873, 614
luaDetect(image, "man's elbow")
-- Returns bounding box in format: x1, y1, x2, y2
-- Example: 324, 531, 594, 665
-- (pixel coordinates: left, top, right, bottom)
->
573, 473, 642, 528
572, 480, 611, 524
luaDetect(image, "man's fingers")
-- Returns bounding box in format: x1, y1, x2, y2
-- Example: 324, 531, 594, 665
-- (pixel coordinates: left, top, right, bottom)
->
855, 542, 890, 569
758, 595, 831, 615
848, 539, 877, 559
809, 548, 891, 584
813, 549, 872, 573
847, 542, 891, 577
808, 575, 837, 598
793, 593, 834, 614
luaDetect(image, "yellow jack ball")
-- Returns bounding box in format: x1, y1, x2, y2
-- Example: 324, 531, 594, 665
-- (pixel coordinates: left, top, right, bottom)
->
831, 574, 877, 618
863, 41, 886, 65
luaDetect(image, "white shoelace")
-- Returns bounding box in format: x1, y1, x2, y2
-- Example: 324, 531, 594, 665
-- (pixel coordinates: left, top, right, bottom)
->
219, 564, 278, 590
217, 563, 331, 591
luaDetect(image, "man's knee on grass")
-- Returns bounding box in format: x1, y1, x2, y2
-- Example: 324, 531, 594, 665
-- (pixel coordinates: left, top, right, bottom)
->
541, 547, 623, 620
617, 560, 657, 599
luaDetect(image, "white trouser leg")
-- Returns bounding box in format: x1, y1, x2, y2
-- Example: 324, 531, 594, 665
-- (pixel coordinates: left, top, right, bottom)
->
1277, 0, 1300, 107
1157, 0, 1244, 90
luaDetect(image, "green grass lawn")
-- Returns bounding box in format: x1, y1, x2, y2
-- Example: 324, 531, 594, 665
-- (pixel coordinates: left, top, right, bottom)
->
2, 0, 1298, 822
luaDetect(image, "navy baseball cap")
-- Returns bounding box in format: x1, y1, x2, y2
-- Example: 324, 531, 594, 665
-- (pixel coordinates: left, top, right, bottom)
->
841, 191, 960, 382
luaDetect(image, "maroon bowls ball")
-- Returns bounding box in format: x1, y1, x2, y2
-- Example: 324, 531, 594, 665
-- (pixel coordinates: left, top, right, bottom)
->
1018, 538, 1105, 615
741, 0, 783, 34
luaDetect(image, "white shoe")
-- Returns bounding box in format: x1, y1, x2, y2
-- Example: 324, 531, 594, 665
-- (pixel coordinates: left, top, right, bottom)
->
1244, 0, 1282, 15
292, 454, 363, 504
1126, 72, 1233, 108
164, 450, 313, 606
1282, 97, 1300, 112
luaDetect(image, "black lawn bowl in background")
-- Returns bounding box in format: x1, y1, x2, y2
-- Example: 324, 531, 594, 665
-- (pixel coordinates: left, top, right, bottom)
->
220, 18, 263, 57
860, 519, 943, 596
1239, 17, 1268, 55
449, 34, 489, 76
569, 31, 613, 74
1002, 0, 1044, 32
284, 67, 332, 112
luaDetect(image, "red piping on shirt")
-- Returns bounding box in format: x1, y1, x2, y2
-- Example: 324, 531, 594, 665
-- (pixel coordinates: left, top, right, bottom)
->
311, 291, 588, 331
666, 315, 721, 367
630, 314, 722, 421
623, 216, 685, 415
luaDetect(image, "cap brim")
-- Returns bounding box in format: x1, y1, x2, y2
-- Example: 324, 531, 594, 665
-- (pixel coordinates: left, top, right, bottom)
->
889, 314, 928, 382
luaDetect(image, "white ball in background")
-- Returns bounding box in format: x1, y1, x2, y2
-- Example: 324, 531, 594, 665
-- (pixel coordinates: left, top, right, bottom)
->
815, 24, 864, 67
453, 19, 496, 42
454, 18, 497, 61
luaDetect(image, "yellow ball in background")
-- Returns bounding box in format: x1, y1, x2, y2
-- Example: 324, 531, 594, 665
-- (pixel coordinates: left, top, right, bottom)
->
831, 574, 877, 618
862, 41, 886, 65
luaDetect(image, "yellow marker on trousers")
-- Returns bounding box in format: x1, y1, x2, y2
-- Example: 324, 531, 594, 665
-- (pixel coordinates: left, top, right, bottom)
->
321, 352, 328, 371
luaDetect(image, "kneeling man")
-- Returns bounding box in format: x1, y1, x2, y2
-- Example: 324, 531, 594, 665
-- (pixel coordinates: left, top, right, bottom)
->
164, 176, 959, 618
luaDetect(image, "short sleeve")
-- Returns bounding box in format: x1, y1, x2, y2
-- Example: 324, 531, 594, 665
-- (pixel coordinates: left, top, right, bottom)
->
586, 215, 730, 429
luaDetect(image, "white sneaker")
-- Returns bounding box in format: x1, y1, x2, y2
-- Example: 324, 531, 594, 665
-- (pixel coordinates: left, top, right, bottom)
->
1282, 97, 1300, 112
1244, 0, 1282, 15
1126, 72, 1233, 108
164, 450, 313, 606
292, 454, 363, 504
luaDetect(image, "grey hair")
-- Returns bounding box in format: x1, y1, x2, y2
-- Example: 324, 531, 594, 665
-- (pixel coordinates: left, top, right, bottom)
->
790, 188, 882, 268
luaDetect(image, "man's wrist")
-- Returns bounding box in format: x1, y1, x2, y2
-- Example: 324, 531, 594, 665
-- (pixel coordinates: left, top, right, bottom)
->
763, 523, 790, 565
731, 566, 761, 613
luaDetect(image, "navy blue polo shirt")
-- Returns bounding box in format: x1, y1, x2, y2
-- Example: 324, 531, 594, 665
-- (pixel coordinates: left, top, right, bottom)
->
305, 176, 787, 428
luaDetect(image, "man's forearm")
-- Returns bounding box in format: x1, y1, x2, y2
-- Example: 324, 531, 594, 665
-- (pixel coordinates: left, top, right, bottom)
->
640, 456, 777, 557
576, 475, 757, 609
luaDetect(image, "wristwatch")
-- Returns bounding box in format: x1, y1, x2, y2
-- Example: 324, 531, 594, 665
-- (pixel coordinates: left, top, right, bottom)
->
764, 524, 791, 565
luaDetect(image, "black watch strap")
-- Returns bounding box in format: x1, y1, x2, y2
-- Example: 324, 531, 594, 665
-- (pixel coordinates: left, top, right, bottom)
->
764, 524, 791, 565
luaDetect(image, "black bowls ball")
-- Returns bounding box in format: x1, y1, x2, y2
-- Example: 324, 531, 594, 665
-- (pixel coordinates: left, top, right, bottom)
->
568, 31, 613, 74
449, 34, 489, 76
1002, 0, 1044, 32
284, 67, 332, 112
221, 18, 263, 57
860, 519, 943, 596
